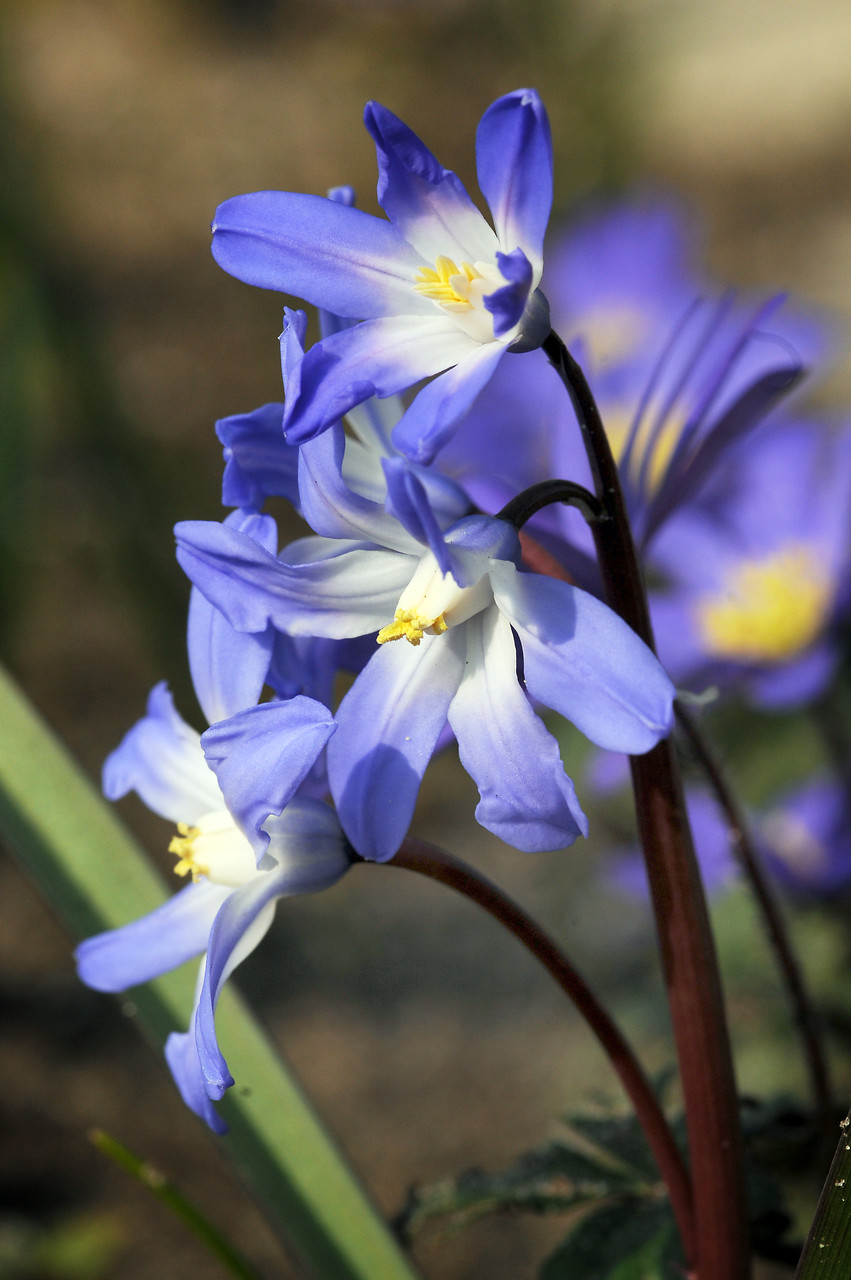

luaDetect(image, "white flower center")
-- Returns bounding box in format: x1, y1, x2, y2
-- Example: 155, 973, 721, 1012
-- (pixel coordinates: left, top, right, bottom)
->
169, 808, 259, 887
377, 551, 493, 646
413, 255, 507, 344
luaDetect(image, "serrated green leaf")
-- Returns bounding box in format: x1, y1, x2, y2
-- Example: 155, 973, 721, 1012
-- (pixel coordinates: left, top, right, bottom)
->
539, 1198, 682, 1280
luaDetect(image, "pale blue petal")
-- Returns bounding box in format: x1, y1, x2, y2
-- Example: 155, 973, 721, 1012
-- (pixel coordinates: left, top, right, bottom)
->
194, 864, 300, 1096
75, 880, 230, 991
476, 89, 552, 272
201, 697, 337, 861
176, 519, 409, 638
327, 632, 466, 861
364, 101, 497, 264
390, 339, 508, 464
102, 683, 220, 823
187, 510, 276, 724
492, 565, 675, 753
212, 192, 427, 318
166, 1027, 228, 1134
283, 314, 478, 445
382, 458, 451, 573
448, 610, 588, 851
298, 423, 421, 552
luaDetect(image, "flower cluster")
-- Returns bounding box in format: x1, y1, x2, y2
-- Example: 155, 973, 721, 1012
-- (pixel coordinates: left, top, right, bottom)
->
76, 89, 851, 1131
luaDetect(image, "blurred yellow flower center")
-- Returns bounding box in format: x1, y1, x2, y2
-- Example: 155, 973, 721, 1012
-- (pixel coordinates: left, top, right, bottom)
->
170, 822, 207, 881
605, 408, 681, 495
414, 256, 483, 309
694, 545, 831, 662
377, 608, 448, 647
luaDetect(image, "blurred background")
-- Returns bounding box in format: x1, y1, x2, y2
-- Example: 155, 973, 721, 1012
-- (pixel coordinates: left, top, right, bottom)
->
2, 0, 851, 1276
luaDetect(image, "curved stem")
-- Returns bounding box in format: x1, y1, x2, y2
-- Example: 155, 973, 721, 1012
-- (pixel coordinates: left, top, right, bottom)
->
543, 329, 749, 1280
497, 478, 604, 529
676, 703, 834, 1138
381, 836, 696, 1264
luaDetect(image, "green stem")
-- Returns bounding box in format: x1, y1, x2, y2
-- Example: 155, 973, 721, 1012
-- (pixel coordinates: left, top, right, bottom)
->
386, 838, 696, 1266
543, 329, 749, 1280
91, 1130, 263, 1280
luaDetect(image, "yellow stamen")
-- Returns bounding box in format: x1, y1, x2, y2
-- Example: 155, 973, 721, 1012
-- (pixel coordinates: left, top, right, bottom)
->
169, 822, 209, 882
414, 256, 481, 307
694, 545, 832, 663
377, 608, 448, 647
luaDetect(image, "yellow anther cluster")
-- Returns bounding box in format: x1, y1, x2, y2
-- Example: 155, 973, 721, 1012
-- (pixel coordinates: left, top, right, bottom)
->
695, 545, 831, 663
169, 822, 208, 882
414, 256, 481, 308
377, 608, 448, 647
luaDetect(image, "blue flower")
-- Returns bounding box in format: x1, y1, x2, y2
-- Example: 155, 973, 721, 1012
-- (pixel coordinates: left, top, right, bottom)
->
176, 427, 676, 862
75, 514, 346, 1132
649, 416, 851, 707
211, 90, 552, 464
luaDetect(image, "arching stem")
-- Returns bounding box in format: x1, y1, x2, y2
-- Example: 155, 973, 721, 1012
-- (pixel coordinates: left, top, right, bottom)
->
380, 836, 696, 1265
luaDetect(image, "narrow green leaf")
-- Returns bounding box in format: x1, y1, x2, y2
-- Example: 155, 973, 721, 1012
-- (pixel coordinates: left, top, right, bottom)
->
795, 1110, 851, 1279
0, 663, 420, 1280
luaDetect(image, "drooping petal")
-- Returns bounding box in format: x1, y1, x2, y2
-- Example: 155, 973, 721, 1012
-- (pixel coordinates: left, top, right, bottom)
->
211, 191, 428, 318
166, 1027, 228, 1134
492, 565, 675, 753
476, 89, 552, 273
187, 510, 276, 725
390, 339, 508, 464
448, 609, 587, 851
216, 403, 299, 510
298, 423, 421, 552
382, 457, 451, 574
201, 697, 337, 862
75, 880, 230, 991
283, 314, 479, 445
193, 865, 299, 1097
176, 520, 409, 638
102, 683, 220, 824
328, 631, 466, 861
364, 101, 498, 265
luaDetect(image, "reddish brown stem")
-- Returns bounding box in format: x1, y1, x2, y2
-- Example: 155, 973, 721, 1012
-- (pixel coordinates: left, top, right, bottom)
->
384, 836, 696, 1263
676, 704, 834, 1141
543, 330, 749, 1280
